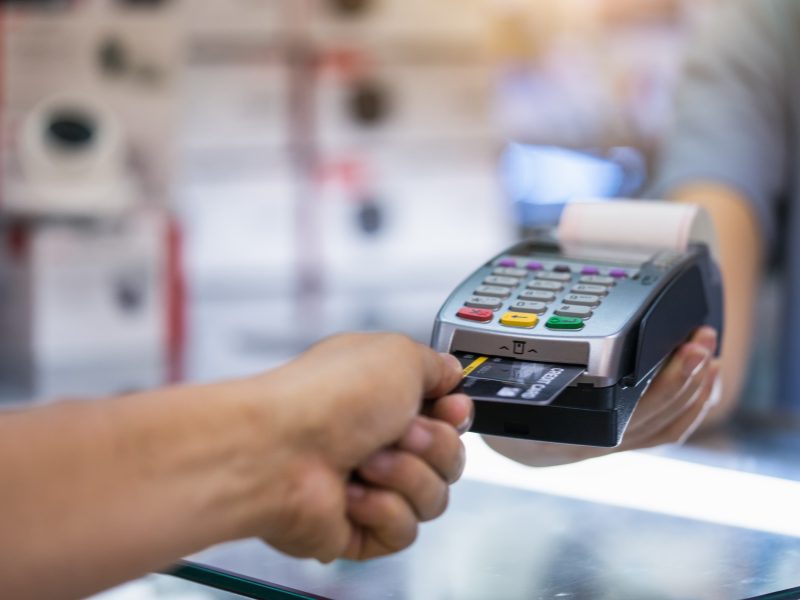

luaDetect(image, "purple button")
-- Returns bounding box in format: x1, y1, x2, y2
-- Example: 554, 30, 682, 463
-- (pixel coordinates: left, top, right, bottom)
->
609, 268, 628, 278
525, 261, 543, 271
498, 259, 517, 267
582, 266, 600, 275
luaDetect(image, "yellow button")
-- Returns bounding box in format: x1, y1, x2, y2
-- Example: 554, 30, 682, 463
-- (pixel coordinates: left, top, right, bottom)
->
500, 311, 539, 328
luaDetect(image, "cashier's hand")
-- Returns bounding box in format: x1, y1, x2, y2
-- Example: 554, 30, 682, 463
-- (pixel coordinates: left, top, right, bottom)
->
484, 326, 721, 467
242, 333, 472, 562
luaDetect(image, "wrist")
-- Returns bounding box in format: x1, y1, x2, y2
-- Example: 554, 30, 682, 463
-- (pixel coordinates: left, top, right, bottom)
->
108, 378, 295, 546
207, 373, 331, 541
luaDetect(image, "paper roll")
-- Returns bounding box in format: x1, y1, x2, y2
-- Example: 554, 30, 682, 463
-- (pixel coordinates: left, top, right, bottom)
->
557, 200, 719, 262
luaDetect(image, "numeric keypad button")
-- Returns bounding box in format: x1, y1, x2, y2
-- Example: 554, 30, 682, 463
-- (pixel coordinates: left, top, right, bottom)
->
555, 305, 593, 319
527, 280, 563, 292
493, 267, 528, 278
536, 272, 571, 282
475, 285, 511, 298
579, 275, 615, 286
519, 289, 556, 302
509, 300, 548, 314
465, 295, 503, 310
563, 294, 601, 307
484, 275, 521, 287
571, 284, 608, 296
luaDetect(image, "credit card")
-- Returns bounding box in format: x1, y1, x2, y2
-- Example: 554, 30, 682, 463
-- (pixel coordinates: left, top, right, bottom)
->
453, 351, 584, 406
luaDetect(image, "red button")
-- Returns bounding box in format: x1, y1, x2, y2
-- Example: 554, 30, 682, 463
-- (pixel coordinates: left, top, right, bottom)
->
457, 307, 493, 322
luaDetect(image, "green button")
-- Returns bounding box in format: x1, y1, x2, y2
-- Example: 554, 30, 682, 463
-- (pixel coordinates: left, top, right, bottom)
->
546, 316, 584, 330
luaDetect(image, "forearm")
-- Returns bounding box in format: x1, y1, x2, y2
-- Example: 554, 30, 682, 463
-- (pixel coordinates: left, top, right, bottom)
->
670, 182, 764, 424
0, 379, 276, 600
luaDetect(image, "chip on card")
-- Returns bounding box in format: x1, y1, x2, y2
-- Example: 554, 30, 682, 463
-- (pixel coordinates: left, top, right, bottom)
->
454, 352, 584, 406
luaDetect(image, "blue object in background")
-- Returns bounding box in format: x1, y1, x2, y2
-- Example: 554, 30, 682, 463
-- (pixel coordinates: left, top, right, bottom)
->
499, 143, 645, 228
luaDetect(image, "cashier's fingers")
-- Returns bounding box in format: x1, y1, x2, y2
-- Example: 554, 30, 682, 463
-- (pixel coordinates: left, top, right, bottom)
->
627, 362, 720, 449
677, 367, 723, 445
623, 346, 711, 440
625, 331, 716, 434
397, 415, 466, 484
343, 486, 418, 560
357, 450, 449, 521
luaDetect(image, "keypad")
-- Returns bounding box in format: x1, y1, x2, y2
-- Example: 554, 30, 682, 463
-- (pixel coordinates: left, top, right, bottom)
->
509, 300, 548, 314
555, 304, 593, 319
458, 255, 630, 329
466, 295, 503, 310
484, 275, 520, 287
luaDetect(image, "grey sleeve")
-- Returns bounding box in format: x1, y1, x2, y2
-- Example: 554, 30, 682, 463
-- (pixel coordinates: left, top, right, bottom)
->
649, 0, 792, 246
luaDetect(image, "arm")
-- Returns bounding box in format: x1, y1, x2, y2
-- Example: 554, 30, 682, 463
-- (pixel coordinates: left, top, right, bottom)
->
652, 0, 788, 421
0, 333, 471, 600
670, 183, 764, 424
486, 0, 786, 466
0, 381, 267, 599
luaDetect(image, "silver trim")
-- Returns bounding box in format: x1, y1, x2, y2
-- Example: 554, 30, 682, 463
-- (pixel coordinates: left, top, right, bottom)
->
432, 243, 698, 388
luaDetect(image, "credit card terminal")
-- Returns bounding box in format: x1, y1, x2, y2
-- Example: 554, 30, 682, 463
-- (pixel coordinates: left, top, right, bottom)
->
431, 233, 723, 447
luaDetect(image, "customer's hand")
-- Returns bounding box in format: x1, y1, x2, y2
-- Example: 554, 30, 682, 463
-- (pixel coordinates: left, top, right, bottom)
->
231, 333, 472, 562
0, 332, 471, 600
484, 326, 721, 467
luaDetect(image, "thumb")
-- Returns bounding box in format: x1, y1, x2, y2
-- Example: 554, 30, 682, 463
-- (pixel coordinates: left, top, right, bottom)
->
418, 348, 464, 399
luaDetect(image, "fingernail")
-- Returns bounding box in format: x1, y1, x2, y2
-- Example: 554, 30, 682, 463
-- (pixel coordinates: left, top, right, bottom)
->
401, 421, 434, 453
363, 451, 394, 476
458, 443, 467, 475
682, 346, 710, 378
698, 328, 718, 354
347, 483, 366, 501
456, 402, 475, 435
440, 353, 464, 377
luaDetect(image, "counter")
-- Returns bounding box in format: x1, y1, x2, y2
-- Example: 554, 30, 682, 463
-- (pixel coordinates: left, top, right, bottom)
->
172, 417, 800, 600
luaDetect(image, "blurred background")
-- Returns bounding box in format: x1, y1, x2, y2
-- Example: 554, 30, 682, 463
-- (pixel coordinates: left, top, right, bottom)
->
4, 2, 798, 599
0, 0, 721, 398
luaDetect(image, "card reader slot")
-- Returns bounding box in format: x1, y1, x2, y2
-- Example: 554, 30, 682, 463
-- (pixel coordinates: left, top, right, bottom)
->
451, 330, 590, 366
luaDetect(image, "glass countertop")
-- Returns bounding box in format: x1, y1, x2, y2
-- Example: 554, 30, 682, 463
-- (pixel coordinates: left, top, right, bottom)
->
175, 419, 800, 600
